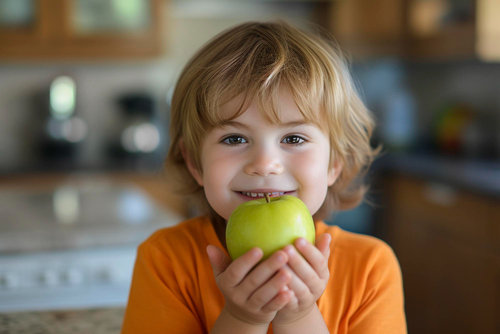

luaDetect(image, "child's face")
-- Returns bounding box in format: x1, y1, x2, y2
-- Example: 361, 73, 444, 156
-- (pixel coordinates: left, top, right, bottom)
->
186, 90, 342, 221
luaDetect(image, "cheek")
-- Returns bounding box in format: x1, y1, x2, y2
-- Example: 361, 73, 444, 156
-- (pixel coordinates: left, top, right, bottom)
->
292, 148, 331, 215
200, 151, 239, 219
293, 146, 331, 182
202, 154, 232, 193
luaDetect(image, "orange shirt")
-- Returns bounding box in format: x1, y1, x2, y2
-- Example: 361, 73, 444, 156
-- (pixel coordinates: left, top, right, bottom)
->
121, 216, 407, 333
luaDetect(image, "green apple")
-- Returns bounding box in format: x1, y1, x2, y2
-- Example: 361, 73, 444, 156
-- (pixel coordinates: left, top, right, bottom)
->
226, 194, 315, 261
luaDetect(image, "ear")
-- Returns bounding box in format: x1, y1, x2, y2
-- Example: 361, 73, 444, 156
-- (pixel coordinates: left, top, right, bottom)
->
327, 159, 343, 187
179, 138, 204, 186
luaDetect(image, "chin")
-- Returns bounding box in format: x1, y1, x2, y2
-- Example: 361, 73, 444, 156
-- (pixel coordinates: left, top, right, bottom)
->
210, 204, 233, 222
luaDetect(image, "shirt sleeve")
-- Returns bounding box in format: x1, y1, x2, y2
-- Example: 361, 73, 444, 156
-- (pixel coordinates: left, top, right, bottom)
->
121, 241, 205, 334
348, 243, 407, 334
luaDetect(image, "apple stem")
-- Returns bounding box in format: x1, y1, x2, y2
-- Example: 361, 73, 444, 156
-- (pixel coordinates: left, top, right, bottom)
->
264, 193, 270, 203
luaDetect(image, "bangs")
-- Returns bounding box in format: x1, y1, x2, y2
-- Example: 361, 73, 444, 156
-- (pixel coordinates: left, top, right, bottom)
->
195, 23, 332, 131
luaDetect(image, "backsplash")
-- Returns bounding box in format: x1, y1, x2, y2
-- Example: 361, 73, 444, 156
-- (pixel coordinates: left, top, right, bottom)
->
0, 63, 174, 169
405, 60, 500, 136
353, 59, 500, 158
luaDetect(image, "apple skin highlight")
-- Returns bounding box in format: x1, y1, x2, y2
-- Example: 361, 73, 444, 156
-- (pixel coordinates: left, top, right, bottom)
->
226, 195, 315, 261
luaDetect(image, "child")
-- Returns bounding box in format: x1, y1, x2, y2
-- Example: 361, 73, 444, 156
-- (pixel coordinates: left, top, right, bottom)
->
121, 21, 406, 334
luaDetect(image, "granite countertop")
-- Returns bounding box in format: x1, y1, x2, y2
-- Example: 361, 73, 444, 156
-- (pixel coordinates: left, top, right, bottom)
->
0, 307, 125, 334
0, 174, 185, 254
372, 153, 500, 198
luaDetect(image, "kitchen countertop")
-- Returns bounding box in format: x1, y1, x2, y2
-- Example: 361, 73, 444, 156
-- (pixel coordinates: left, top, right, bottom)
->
0, 172, 190, 315
372, 153, 500, 198
0, 171, 188, 217
0, 172, 187, 315
0, 307, 125, 334
0, 172, 188, 255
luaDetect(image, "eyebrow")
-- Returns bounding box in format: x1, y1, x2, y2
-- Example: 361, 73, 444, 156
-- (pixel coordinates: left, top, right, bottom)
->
219, 120, 309, 129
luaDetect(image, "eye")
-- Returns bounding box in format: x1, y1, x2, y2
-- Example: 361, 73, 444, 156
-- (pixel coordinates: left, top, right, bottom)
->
221, 135, 247, 146
282, 135, 306, 146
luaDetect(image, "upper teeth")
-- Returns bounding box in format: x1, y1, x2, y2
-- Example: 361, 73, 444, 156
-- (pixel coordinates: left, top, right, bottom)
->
241, 192, 285, 197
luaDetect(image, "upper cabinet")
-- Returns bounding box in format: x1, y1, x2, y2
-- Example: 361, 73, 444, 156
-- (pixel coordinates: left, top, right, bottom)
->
0, 0, 165, 60
408, 0, 475, 60
327, 0, 407, 58
0, 0, 39, 46
326, 0, 500, 61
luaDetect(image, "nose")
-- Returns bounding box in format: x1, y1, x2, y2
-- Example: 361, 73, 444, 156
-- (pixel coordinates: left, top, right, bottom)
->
243, 145, 284, 177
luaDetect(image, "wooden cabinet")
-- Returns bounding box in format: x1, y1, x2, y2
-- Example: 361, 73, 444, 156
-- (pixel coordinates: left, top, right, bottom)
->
325, 0, 407, 58
383, 174, 500, 334
408, 0, 480, 60
325, 0, 500, 61
0, 0, 165, 60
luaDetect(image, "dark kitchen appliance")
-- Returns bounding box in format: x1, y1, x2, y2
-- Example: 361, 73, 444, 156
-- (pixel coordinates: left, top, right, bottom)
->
107, 93, 164, 170
39, 75, 88, 164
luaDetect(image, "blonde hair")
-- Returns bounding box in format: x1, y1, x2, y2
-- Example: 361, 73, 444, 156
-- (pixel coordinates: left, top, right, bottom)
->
165, 20, 380, 226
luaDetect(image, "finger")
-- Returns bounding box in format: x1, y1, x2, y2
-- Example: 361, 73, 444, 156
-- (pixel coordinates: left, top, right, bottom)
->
206, 245, 232, 277
280, 285, 289, 292
282, 264, 311, 301
261, 287, 293, 313
294, 238, 330, 280
237, 250, 288, 295
288, 290, 299, 309
247, 268, 291, 310
315, 233, 332, 258
283, 244, 324, 295
219, 247, 263, 287
281, 288, 298, 311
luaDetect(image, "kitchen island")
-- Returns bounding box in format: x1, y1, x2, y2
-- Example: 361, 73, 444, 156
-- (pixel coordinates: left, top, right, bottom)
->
0, 172, 187, 316
0, 307, 125, 334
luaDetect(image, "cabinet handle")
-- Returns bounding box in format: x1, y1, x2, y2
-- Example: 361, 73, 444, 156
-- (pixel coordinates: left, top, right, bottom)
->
423, 182, 458, 207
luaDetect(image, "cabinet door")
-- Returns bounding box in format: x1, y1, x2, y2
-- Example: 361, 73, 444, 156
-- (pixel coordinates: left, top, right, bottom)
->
0, 0, 164, 60
327, 0, 406, 58
407, 0, 476, 59
393, 216, 500, 334
0, 0, 35, 30
477, 0, 500, 61
0, 0, 49, 52
58, 0, 164, 58
386, 175, 500, 334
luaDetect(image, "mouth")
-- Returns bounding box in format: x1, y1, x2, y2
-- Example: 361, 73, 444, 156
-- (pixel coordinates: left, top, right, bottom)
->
235, 190, 295, 199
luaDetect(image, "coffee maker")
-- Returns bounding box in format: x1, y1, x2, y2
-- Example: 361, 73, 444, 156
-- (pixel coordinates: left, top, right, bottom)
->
40, 75, 88, 165
107, 93, 164, 170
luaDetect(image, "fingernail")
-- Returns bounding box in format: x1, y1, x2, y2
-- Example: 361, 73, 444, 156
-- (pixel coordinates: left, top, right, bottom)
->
275, 253, 285, 263
296, 238, 306, 247
251, 248, 262, 258
279, 271, 289, 281
206, 246, 215, 262
284, 245, 295, 256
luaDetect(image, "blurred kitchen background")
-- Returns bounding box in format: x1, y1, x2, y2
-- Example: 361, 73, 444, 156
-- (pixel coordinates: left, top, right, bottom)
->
0, 0, 499, 333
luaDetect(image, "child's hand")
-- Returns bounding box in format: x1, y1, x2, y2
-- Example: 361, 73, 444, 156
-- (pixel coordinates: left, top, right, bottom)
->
271, 233, 332, 325
206, 245, 294, 326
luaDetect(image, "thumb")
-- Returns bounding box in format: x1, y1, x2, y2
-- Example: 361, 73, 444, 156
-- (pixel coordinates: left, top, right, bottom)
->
206, 245, 232, 277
